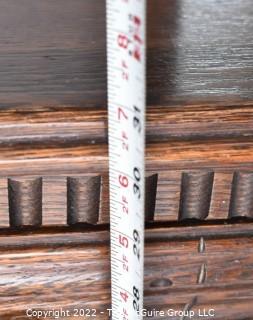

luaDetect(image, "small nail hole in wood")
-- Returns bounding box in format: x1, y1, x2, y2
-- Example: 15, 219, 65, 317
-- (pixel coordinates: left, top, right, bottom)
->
149, 278, 173, 288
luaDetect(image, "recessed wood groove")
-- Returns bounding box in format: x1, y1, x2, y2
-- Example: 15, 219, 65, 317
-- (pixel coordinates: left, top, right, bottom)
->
197, 263, 207, 285
198, 237, 206, 253
179, 171, 214, 221
8, 177, 42, 228
67, 175, 101, 225
181, 296, 198, 320
145, 174, 158, 221
229, 172, 253, 218
1, 222, 253, 248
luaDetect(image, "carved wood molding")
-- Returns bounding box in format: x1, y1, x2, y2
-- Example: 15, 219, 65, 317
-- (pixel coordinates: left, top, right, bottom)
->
0, 102, 252, 146
1, 170, 253, 228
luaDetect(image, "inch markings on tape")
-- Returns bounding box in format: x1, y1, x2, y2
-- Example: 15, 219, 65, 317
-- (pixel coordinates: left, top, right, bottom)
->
106, 0, 146, 319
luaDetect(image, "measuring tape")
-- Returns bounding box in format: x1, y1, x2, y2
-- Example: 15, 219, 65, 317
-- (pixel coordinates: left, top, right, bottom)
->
107, 0, 146, 319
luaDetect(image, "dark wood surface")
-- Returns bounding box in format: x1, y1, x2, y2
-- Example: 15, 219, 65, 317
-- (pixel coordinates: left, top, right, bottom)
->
0, 0, 252, 109
0, 1, 252, 318
1, 170, 253, 228
0, 224, 253, 319
0, 101, 253, 146
1, 139, 253, 175
1, 101, 253, 227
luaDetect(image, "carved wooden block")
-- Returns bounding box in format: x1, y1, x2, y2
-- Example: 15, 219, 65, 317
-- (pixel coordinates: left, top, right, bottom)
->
67, 176, 101, 225
8, 177, 42, 227
0, 170, 253, 229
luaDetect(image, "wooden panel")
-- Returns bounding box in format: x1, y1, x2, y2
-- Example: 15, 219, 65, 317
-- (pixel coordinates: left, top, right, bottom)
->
0, 0, 106, 109
43, 176, 67, 226
147, 0, 253, 106
0, 102, 252, 227
0, 226, 253, 319
1, 140, 253, 174
0, 102, 253, 146
0, 0, 252, 109
1, 169, 253, 228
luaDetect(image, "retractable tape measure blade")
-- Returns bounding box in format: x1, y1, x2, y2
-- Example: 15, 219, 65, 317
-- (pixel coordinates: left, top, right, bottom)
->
106, 0, 146, 319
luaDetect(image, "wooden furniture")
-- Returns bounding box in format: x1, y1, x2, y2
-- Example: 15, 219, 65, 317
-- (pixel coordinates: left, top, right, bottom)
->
0, 0, 252, 318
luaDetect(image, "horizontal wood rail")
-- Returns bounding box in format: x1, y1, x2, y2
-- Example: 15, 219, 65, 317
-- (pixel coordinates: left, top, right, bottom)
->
0, 223, 253, 319
0, 102, 252, 146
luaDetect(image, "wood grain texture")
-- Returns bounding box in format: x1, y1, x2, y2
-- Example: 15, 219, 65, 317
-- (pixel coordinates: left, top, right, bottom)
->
8, 177, 42, 227
1, 139, 253, 175
0, 102, 253, 146
0, 226, 253, 319
67, 175, 101, 225
0, 0, 252, 109
147, 0, 253, 106
0, 0, 106, 109
0, 170, 253, 228
179, 171, 214, 220
0, 1, 252, 318
0, 102, 253, 227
